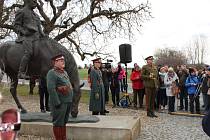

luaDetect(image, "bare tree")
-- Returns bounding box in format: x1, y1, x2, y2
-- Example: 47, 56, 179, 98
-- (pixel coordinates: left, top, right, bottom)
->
185, 34, 208, 64
154, 47, 187, 67
0, 0, 152, 60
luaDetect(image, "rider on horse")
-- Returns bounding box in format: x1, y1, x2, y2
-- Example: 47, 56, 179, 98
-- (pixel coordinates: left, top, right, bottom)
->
14, 0, 46, 79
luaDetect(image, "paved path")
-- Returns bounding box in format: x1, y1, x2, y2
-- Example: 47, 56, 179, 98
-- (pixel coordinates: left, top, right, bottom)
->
137, 112, 209, 140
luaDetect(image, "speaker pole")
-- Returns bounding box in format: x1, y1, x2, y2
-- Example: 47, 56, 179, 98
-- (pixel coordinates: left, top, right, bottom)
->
124, 62, 132, 106
125, 63, 128, 93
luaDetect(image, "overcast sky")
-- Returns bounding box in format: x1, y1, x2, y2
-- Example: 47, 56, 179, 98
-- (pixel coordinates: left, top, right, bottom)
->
76, 0, 210, 67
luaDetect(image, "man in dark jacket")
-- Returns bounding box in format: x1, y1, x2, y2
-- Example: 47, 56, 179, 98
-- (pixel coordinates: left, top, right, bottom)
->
39, 76, 50, 113
201, 70, 210, 113
202, 110, 210, 137
178, 65, 188, 111
47, 54, 73, 140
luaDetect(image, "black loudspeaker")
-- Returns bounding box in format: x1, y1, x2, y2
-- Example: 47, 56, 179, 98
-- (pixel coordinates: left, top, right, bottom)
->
119, 44, 132, 63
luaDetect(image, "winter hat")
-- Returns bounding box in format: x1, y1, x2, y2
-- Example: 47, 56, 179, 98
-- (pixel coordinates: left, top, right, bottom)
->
189, 67, 195, 73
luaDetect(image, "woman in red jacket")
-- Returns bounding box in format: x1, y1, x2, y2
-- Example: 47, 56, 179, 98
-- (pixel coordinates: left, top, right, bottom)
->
130, 65, 144, 109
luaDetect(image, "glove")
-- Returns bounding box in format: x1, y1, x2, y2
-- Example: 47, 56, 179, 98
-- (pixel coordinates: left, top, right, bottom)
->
95, 93, 99, 100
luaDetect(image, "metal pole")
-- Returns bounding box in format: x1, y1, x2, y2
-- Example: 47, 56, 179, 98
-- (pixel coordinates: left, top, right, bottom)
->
125, 63, 128, 93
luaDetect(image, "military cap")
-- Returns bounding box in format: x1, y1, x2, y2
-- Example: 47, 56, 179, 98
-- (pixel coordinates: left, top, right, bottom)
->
51, 54, 65, 61
92, 58, 101, 63
145, 56, 153, 60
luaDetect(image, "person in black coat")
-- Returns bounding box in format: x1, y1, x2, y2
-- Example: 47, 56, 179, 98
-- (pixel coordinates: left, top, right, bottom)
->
202, 109, 210, 137
110, 67, 120, 108
39, 76, 50, 113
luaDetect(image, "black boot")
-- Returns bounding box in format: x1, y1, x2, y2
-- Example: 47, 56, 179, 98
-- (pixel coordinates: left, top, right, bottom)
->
147, 111, 153, 117
100, 111, 106, 115
104, 109, 109, 113
46, 107, 51, 112
151, 112, 158, 118
41, 109, 46, 113
92, 111, 99, 115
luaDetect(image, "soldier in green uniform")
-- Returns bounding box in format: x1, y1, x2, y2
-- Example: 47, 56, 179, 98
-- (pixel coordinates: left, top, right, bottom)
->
47, 54, 73, 140
141, 56, 159, 117
89, 58, 106, 115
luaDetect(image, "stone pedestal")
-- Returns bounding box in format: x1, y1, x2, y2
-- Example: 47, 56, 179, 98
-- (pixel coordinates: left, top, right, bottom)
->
20, 115, 141, 140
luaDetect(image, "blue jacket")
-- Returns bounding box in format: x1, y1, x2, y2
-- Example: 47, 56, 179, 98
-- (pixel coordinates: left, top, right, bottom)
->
185, 75, 199, 95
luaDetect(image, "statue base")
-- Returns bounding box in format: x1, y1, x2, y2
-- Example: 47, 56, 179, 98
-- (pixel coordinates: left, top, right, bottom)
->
19, 115, 141, 140
20, 112, 99, 123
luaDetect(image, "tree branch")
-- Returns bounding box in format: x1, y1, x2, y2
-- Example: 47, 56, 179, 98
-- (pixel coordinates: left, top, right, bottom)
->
51, 0, 71, 24
66, 36, 85, 60
37, 0, 51, 33
54, 7, 146, 41
0, 0, 4, 21
0, 24, 14, 29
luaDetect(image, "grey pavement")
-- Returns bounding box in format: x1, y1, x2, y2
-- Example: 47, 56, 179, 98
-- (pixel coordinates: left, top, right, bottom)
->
137, 113, 209, 140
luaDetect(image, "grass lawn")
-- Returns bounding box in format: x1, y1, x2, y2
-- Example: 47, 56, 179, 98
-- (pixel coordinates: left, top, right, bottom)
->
78, 69, 88, 80
0, 84, 90, 104
0, 84, 133, 105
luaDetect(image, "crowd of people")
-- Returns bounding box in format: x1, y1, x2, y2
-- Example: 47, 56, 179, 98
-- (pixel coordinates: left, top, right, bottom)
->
1, 54, 210, 139
88, 56, 210, 118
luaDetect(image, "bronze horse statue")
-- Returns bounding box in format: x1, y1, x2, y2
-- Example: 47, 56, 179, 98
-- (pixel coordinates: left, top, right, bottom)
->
0, 38, 81, 117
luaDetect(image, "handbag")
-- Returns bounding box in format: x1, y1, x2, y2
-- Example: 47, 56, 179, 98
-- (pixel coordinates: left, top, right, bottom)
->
171, 81, 180, 96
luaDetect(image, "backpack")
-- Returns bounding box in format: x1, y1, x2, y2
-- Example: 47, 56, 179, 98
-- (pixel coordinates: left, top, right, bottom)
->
119, 99, 128, 108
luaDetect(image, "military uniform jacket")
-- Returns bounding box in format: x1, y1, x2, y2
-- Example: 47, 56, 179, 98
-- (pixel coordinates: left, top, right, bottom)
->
47, 69, 73, 107
89, 68, 105, 112
141, 64, 159, 89
14, 7, 43, 42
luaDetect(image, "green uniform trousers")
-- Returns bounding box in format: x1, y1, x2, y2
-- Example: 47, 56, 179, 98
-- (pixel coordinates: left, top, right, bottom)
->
51, 103, 71, 126
145, 88, 156, 113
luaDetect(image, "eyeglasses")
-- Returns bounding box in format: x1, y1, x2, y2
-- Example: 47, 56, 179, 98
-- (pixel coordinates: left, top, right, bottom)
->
0, 123, 21, 132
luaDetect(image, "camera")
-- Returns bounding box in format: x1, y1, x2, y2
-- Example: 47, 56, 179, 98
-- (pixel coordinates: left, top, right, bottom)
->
107, 59, 113, 63
101, 59, 113, 69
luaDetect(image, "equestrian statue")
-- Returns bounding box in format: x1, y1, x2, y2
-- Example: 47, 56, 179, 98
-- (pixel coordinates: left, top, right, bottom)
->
0, 0, 82, 117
